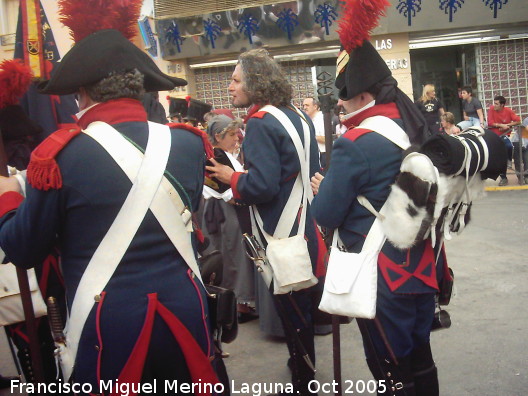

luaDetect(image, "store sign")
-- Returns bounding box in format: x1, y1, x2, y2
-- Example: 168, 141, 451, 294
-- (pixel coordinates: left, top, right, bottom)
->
373, 37, 409, 70
375, 39, 393, 50
385, 58, 409, 70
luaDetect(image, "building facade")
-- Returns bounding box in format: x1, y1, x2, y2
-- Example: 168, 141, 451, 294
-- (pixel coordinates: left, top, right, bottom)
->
1, 0, 527, 122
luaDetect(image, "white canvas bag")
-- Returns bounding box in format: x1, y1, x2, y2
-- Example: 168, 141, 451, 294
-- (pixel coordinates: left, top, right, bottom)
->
0, 263, 47, 326
319, 212, 386, 319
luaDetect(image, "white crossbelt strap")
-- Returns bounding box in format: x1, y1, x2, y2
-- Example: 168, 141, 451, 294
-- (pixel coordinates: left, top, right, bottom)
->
359, 115, 411, 150
254, 105, 311, 239
60, 121, 202, 381
335, 116, 410, 248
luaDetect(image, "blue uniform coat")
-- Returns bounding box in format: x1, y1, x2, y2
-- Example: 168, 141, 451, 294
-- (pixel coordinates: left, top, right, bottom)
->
0, 99, 216, 390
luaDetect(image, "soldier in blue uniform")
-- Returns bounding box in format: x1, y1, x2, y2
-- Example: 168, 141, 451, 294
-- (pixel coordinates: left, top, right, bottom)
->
0, 22, 217, 395
310, 1, 446, 395
207, 49, 327, 396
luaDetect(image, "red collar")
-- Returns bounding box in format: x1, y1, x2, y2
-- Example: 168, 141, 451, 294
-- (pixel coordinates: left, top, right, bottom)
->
244, 104, 263, 123
77, 98, 147, 129
344, 103, 401, 129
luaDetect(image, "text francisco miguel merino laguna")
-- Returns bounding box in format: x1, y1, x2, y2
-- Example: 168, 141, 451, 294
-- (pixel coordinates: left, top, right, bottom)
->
11, 379, 296, 395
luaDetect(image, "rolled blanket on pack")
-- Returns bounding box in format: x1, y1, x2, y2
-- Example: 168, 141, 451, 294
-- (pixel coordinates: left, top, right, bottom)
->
420, 127, 507, 180
420, 133, 465, 175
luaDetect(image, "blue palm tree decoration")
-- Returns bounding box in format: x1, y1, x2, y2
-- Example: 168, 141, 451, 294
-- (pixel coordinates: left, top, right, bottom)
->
314, 3, 338, 36
276, 8, 299, 40
165, 21, 185, 53
237, 14, 260, 45
396, 0, 422, 26
483, 0, 508, 18
439, 0, 465, 22
203, 18, 222, 49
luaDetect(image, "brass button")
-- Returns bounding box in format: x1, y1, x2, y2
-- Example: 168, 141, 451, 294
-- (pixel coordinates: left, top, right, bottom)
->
95, 345, 100, 351
94, 294, 101, 302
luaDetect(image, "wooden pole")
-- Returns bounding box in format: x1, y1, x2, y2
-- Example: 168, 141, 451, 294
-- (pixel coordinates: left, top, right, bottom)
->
0, 134, 44, 383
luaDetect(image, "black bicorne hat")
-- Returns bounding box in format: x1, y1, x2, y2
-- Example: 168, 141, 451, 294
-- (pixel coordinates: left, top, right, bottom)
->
38, 29, 187, 95
186, 99, 212, 123
169, 97, 189, 118
335, 40, 391, 100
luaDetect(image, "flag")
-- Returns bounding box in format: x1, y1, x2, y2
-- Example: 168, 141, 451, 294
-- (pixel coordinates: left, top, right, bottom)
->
14, 0, 78, 141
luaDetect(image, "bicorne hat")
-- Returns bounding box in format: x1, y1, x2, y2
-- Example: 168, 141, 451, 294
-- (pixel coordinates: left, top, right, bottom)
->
38, 0, 186, 95
186, 99, 213, 124
169, 97, 189, 118
335, 0, 391, 100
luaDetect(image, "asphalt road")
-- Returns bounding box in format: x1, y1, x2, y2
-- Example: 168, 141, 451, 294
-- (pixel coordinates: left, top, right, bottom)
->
1, 189, 527, 396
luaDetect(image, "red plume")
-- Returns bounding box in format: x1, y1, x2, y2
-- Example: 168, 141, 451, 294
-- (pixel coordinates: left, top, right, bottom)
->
337, 0, 391, 53
0, 59, 33, 109
58, 0, 143, 43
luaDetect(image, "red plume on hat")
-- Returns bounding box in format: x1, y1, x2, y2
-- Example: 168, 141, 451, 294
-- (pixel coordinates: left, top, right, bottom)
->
38, 0, 187, 95
0, 59, 33, 109
337, 0, 391, 53
58, 0, 143, 43
0, 60, 42, 142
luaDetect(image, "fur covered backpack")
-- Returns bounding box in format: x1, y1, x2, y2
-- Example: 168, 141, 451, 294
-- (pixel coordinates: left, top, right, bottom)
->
381, 127, 507, 249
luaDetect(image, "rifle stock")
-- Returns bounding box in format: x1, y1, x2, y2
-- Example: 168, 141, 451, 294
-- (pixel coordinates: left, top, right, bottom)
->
0, 131, 45, 382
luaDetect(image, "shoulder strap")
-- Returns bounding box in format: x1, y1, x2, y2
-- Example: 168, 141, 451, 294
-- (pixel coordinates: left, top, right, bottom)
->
331, 210, 387, 254
359, 115, 411, 150
256, 105, 311, 239
83, 122, 202, 279
61, 121, 171, 381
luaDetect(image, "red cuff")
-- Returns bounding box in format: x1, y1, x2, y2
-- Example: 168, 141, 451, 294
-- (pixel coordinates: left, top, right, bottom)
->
230, 172, 244, 200
0, 191, 24, 217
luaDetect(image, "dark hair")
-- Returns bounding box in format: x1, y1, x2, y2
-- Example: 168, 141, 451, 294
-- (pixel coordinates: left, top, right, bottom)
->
85, 69, 145, 102
238, 49, 293, 107
461, 86, 473, 95
494, 95, 506, 105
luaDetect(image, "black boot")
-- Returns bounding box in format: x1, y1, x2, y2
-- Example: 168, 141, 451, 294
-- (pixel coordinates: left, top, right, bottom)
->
366, 355, 415, 396
0, 374, 18, 390
411, 343, 439, 396
290, 328, 316, 396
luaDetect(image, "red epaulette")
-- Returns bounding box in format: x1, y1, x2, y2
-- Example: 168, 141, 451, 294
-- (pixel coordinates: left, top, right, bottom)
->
250, 111, 267, 119
26, 126, 82, 191
168, 122, 214, 159
343, 128, 373, 142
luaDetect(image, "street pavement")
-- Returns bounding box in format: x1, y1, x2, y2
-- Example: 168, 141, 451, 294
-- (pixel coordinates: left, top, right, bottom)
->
1, 189, 527, 396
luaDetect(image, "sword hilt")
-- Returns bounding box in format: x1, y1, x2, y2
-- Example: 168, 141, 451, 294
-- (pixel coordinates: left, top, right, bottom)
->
46, 296, 65, 344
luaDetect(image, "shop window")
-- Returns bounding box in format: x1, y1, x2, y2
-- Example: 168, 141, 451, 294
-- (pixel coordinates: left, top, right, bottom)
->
1, 0, 18, 35
477, 39, 528, 118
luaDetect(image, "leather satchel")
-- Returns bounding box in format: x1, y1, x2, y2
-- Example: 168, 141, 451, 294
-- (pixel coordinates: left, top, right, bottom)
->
0, 263, 47, 326
198, 250, 223, 286
198, 250, 238, 344
205, 284, 238, 344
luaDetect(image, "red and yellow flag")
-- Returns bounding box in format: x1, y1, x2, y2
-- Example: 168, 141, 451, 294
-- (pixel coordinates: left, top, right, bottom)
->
20, 0, 45, 78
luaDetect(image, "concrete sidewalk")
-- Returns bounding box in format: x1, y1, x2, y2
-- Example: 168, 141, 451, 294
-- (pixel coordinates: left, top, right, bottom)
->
1, 190, 527, 396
